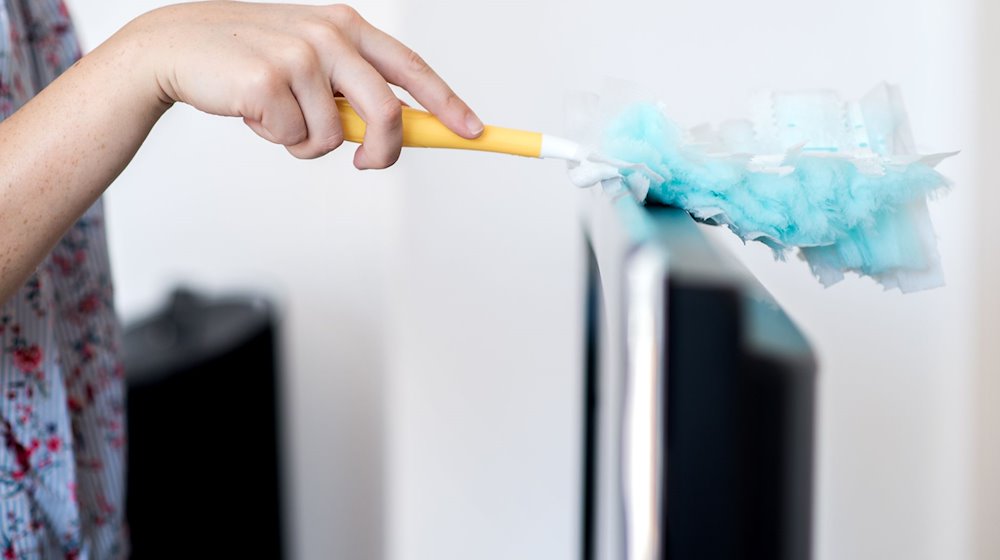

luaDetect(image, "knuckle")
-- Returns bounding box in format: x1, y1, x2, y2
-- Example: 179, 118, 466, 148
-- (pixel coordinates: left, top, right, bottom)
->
327, 129, 345, 151
291, 129, 344, 160
281, 40, 318, 74
406, 49, 431, 75
442, 89, 461, 110
327, 4, 362, 26
373, 96, 403, 125
281, 38, 316, 63
246, 64, 283, 97
284, 127, 309, 147
304, 20, 342, 48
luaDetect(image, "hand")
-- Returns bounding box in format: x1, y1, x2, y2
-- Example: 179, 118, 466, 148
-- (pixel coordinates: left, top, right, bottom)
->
124, 1, 483, 168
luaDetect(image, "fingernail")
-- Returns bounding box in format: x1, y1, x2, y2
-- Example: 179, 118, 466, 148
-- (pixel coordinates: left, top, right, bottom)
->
466, 113, 484, 136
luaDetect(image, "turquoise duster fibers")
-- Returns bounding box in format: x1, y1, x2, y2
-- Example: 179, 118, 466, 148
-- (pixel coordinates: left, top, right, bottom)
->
600, 84, 953, 292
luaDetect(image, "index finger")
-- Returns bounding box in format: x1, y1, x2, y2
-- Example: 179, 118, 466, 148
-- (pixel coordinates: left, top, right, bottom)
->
352, 22, 484, 139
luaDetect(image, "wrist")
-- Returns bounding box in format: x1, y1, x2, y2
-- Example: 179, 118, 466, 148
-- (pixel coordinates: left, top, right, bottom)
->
97, 10, 177, 116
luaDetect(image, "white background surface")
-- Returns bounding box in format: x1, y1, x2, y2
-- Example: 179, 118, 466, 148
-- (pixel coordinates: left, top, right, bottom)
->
70, 0, 996, 559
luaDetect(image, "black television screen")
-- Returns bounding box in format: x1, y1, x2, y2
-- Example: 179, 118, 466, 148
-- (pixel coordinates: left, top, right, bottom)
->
580, 191, 816, 560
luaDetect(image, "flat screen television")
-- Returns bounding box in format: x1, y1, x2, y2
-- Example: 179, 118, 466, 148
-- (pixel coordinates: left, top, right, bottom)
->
580, 190, 817, 560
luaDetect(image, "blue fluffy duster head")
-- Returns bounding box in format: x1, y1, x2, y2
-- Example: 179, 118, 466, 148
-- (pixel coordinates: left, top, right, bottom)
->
600, 84, 953, 292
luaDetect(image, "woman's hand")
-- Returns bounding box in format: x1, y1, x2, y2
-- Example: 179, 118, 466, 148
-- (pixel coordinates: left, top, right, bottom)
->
122, 1, 483, 168
0, 1, 478, 302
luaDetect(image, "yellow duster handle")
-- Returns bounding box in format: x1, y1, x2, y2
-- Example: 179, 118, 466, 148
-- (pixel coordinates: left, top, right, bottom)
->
335, 97, 543, 158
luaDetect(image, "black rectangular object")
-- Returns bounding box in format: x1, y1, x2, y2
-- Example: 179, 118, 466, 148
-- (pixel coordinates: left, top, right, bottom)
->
124, 290, 284, 559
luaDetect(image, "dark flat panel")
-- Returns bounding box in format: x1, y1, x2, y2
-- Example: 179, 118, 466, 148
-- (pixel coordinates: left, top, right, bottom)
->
664, 285, 742, 560
125, 292, 284, 559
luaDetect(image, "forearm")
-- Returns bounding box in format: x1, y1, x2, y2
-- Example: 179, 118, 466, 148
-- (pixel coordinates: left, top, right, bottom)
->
0, 24, 168, 301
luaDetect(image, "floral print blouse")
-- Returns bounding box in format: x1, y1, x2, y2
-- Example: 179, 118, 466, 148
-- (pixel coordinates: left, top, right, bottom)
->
0, 1, 126, 558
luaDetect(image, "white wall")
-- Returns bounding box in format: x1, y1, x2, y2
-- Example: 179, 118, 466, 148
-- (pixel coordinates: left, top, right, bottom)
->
72, 2, 403, 559
388, 2, 982, 560
973, 0, 1000, 558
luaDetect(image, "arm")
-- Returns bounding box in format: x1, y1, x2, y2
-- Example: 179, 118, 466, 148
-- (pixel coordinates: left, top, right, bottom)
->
0, 1, 481, 301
